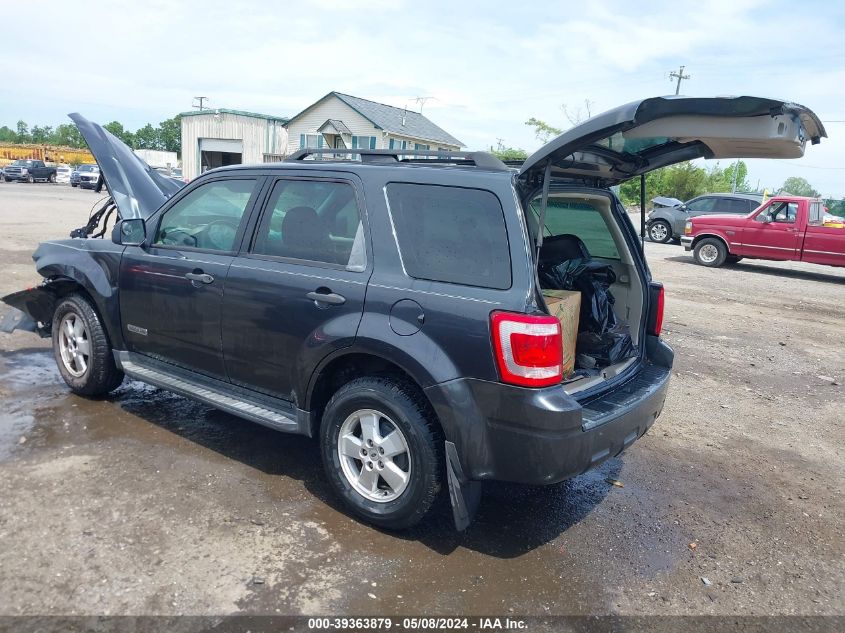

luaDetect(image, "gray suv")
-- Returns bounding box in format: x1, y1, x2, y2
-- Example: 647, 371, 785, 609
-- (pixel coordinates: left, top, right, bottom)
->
647, 192, 763, 243
2, 97, 825, 530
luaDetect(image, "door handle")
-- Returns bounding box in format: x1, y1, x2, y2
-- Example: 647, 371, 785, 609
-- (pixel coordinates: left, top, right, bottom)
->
306, 289, 346, 305
185, 271, 214, 284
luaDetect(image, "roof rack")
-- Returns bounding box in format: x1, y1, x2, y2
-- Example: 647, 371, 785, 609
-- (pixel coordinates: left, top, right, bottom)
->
284, 148, 510, 172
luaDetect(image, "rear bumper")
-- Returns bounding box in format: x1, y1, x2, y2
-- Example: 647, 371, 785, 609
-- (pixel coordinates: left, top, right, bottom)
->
425, 339, 673, 485
680, 236, 693, 250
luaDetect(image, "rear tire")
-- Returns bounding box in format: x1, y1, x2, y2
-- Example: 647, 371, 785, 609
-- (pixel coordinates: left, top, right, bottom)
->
647, 220, 673, 244
320, 376, 443, 530
48, 173, 56, 183
26, 175, 34, 183
71, 182, 78, 187
52, 294, 124, 396
693, 238, 728, 267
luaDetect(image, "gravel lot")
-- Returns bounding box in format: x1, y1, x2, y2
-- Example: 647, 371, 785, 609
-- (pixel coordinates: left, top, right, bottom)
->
0, 183, 842, 617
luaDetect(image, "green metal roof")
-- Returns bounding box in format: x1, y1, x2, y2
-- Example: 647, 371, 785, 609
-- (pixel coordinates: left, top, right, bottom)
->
179, 108, 289, 122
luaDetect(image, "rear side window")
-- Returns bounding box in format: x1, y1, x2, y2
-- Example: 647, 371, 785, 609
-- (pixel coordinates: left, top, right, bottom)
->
719, 198, 750, 214
252, 179, 366, 270
529, 198, 620, 260
809, 202, 824, 225
385, 183, 512, 289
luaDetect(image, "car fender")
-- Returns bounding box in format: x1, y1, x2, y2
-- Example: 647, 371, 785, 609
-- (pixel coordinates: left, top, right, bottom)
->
31, 241, 125, 348
303, 325, 460, 410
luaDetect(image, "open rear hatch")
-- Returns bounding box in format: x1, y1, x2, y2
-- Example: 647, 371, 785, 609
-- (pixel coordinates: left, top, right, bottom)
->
519, 95, 826, 186
518, 96, 825, 392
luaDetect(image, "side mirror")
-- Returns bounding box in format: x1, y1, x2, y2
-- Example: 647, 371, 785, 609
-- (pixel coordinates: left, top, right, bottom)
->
112, 218, 146, 246
754, 213, 771, 224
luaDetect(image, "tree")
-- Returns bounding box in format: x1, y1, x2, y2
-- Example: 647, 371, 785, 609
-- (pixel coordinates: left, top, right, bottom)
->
134, 123, 160, 150
779, 176, 819, 197
525, 117, 563, 144
491, 147, 527, 161
49, 124, 86, 148
30, 125, 53, 144
0, 126, 15, 142
158, 116, 181, 155
103, 121, 135, 147
15, 120, 30, 144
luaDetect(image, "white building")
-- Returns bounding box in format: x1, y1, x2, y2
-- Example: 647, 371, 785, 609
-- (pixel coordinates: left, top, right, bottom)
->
180, 109, 289, 179
133, 149, 178, 170
179, 94, 463, 179
283, 92, 463, 156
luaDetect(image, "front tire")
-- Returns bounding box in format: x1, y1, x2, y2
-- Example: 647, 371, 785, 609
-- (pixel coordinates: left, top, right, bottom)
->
693, 237, 728, 267
71, 182, 78, 187
52, 294, 124, 396
320, 377, 443, 529
648, 220, 673, 244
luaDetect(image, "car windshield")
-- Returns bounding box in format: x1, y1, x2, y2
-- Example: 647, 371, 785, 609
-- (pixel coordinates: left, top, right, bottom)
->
12, 160, 32, 166
78, 165, 98, 172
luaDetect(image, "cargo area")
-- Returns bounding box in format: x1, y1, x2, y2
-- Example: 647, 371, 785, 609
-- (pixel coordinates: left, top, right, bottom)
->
527, 192, 644, 393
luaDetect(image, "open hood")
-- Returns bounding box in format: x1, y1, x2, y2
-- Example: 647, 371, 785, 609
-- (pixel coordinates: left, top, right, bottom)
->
519, 96, 826, 186
70, 113, 184, 219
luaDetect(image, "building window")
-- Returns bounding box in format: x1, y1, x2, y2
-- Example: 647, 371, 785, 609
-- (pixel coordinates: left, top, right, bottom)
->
389, 139, 407, 150
300, 133, 324, 149
352, 136, 376, 150
414, 143, 430, 150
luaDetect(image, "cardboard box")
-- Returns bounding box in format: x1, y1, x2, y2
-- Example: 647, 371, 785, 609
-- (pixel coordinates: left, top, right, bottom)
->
543, 290, 581, 378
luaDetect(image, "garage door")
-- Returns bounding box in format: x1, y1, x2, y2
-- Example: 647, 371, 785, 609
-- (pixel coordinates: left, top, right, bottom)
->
199, 138, 244, 153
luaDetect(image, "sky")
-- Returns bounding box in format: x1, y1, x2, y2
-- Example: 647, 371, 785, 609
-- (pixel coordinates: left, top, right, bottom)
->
4, 0, 845, 196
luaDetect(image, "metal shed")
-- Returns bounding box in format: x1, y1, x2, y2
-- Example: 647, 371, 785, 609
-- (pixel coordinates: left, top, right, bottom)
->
180, 109, 289, 179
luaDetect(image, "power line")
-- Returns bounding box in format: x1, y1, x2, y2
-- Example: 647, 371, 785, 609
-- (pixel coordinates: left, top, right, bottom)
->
669, 65, 690, 95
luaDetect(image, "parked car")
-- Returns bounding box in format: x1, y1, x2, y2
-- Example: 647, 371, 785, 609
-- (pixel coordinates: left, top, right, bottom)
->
3, 159, 57, 183
1, 96, 825, 530
682, 196, 844, 268
72, 163, 100, 189
55, 165, 72, 184
646, 192, 764, 243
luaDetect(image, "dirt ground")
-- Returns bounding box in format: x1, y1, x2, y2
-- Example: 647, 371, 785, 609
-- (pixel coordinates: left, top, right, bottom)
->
0, 183, 842, 617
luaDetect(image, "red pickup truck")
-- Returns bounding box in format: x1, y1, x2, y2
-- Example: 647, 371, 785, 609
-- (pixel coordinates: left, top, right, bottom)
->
681, 196, 845, 268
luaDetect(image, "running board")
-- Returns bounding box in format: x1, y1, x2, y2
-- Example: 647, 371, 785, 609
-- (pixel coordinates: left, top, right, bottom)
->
114, 351, 310, 436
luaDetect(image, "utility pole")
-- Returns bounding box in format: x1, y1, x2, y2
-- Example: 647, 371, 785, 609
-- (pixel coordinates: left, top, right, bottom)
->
192, 96, 209, 111
731, 160, 739, 193
669, 65, 690, 95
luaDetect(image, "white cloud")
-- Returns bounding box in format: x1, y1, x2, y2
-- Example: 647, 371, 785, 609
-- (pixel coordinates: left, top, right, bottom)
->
2, 0, 843, 194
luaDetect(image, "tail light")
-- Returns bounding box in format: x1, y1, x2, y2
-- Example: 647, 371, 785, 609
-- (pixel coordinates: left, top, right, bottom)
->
648, 283, 665, 336
490, 311, 563, 387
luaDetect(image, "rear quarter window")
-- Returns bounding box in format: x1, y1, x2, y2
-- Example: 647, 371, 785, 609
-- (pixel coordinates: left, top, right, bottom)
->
385, 183, 512, 289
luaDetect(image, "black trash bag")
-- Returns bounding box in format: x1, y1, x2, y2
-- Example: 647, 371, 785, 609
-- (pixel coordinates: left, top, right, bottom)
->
575, 326, 635, 368
539, 258, 618, 334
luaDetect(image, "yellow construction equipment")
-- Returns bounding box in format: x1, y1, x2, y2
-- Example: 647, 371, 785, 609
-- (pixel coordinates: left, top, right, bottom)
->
0, 143, 94, 166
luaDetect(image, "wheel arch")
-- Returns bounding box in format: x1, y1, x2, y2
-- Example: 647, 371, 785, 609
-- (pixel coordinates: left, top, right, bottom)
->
32, 244, 125, 349
691, 232, 732, 254
305, 349, 439, 438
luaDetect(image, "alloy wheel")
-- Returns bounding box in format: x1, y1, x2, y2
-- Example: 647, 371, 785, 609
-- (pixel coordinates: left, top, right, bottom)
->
337, 408, 411, 503
58, 313, 91, 377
